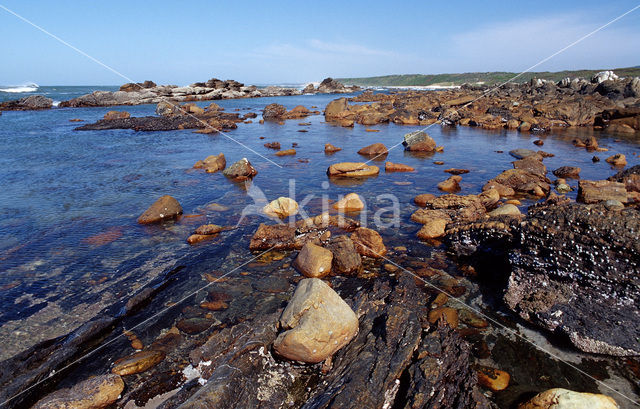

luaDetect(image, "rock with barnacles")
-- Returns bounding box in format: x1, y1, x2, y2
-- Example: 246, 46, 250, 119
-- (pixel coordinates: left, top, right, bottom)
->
273, 278, 358, 363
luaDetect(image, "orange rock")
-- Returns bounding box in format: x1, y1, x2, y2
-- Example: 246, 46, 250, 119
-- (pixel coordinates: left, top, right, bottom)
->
200, 301, 229, 311
477, 366, 510, 391
437, 175, 462, 192
385, 162, 415, 172
275, 148, 296, 156
428, 307, 459, 328
324, 143, 342, 153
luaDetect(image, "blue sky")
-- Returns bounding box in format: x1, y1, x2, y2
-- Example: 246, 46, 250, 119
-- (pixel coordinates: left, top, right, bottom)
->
1, 0, 639, 85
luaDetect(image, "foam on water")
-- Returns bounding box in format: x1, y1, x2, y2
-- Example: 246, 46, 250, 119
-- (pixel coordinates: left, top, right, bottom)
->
0, 82, 39, 93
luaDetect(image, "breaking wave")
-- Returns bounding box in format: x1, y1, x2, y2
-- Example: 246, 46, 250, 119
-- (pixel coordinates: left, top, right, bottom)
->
0, 83, 39, 93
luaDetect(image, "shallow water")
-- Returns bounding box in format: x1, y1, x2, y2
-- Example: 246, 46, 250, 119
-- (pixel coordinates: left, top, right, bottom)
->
1, 92, 639, 406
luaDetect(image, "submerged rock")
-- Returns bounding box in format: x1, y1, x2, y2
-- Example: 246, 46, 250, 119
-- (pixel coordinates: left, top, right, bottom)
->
111, 350, 165, 376
327, 162, 380, 178
273, 278, 358, 363
137, 195, 183, 224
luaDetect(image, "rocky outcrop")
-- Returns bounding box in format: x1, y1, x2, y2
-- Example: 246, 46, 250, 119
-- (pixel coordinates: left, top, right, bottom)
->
0, 95, 53, 111
304, 78, 361, 94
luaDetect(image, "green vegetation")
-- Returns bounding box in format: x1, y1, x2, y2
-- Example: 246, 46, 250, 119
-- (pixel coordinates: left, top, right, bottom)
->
337, 66, 640, 87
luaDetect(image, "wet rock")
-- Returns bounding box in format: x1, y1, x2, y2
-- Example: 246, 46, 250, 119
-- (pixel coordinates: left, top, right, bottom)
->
327, 162, 380, 178
512, 156, 546, 175
509, 149, 537, 159
200, 300, 229, 310
176, 317, 216, 335
324, 98, 350, 119
438, 175, 462, 193
273, 278, 358, 363
385, 161, 415, 172
263, 197, 299, 218
517, 388, 618, 409
428, 307, 459, 328
414, 193, 436, 207
487, 169, 550, 197
293, 242, 333, 278
249, 224, 296, 251
605, 153, 627, 167
607, 164, 640, 192
506, 201, 640, 355
417, 218, 449, 239
327, 235, 362, 275
275, 148, 296, 156
194, 224, 224, 235
324, 143, 342, 153
357, 143, 388, 156
572, 135, 599, 151
459, 309, 488, 328
252, 276, 290, 293
350, 227, 387, 258
476, 366, 510, 392
32, 374, 124, 409
137, 195, 183, 224
156, 101, 179, 116
193, 153, 226, 173
112, 350, 166, 375
222, 158, 257, 180
444, 168, 470, 175
577, 180, 627, 204
403, 130, 436, 152
262, 103, 287, 120
333, 192, 364, 212
552, 166, 580, 179
103, 110, 130, 120
264, 141, 281, 150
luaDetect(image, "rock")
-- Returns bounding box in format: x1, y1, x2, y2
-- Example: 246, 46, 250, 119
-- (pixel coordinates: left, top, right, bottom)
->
264, 141, 281, 150
414, 193, 436, 207
487, 169, 550, 196
249, 224, 296, 251
592, 70, 619, 83
351, 227, 387, 258
488, 204, 521, 217
552, 166, 581, 179
417, 218, 449, 239
606, 153, 627, 167
32, 374, 124, 409
458, 309, 488, 328
444, 168, 470, 175
183, 103, 204, 115
509, 148, 538, 159
293, 242, 333, 278
476, 366, 510, 392
556, 183, 572, 194
194, 224, 223, 235
103, 110, 130, 120
572, 135, 599, 151
577, 180, 627, 204
518, 388, 619, 409
438, 175, 462, 192
263, 197, 299, 218
324, 143, 342, 153
316, 77, 359, 93
428, 307, 459, 328
385, 161, 415, 172
137, 195, 183, 224
275, 148, 296, 156
324, 98, 350, 119
222, 158, 257, 180
505, 202, 640, 355
193, 153, 226, 173
327, 235, 362, 275
327, 162, 380, 178
533, 139, 544, 146
262, 103, 287, 120
273, 278, 358, 363
357, 143, 388, 156
302, 83, 316, 94
177, 317, 215, 335
403, 130, 436, 152
0, 95, 53, 111
512, 156, 546, 175
111, 350, 165, 375
607, 165, 640, 192
333, 192, 364, 212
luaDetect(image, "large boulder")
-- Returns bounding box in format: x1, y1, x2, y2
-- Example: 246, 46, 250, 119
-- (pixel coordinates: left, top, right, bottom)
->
273, 278, 358, 363
324, 98, 351, 119
137, 195, 183, 224
351, 227, 386, 258
32, 374, 124, 409
403, 130, 436, 152
222, 158, 257, 180
262, 103, 287, 120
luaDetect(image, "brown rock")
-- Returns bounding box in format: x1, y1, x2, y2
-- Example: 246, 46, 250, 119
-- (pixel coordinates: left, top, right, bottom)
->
222, 158, 257, 180
417, 219, 448, 239
137, 195, 183, 224
187, 234, 211, 244
103, 110, 130, 120
333, 192, 364, 212
249, 223, 296, 250
263, 103, 287, 120
438, 175, 462, 192
476, 366, 510, 392
512, 156, 547, 175
324, 98, 350, 119
444, 168, 470, 175
357, 143, 388, 156
403, 130, 437, 152
200, 301, 229, 311
263, 197, 299, 218
517, 388, 619, 409
414, 193, 436, 207
327, 235, 362, 275
195, 224, 224, 235
275, 148, 296, 156
577, 180, 628, 204
111, 350, 165, 376
32, 374, 124, 409
201, 153, 226, 173
606, 153, 627, 167
552, 166, 581, 179
274, 278, 358, 363
351, 227, 387, 258
293, 242, 333, 278
428, 307, 459, 328
264, 141, 281, 150
324, 143, 342, 153
385, 162, 415, 172
327, 162, 380, 178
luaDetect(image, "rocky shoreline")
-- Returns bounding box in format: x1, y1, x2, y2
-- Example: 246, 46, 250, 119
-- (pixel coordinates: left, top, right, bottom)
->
1, 71, 639, 409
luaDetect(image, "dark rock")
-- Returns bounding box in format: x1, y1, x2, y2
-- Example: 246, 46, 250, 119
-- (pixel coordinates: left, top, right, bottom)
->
552, 166, 581, 179
262, 103, 287, 120
327, 235, 362, 275
137, 195, 182, 224
0, 95, 53, 111
32, 374, 124, 409
222, 158, 257, 180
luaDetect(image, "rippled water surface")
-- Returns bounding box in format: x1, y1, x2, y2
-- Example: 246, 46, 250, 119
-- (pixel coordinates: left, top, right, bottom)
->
1, 92, 639, 370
